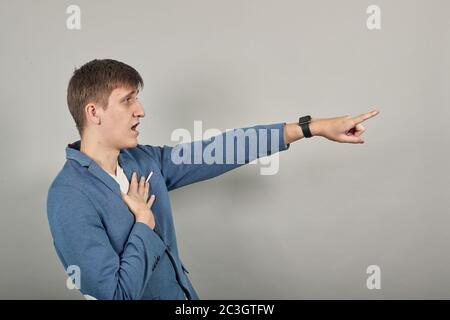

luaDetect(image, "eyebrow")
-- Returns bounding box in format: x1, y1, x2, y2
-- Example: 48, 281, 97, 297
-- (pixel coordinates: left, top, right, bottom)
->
120, 89, 139, 102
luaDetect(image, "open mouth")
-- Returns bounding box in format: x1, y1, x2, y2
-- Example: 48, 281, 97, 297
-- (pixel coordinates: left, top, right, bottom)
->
131, 123, 139, 131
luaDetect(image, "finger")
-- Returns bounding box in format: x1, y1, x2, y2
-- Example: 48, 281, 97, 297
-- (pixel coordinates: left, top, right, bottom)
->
147, 194, 156, 208
144, 182, 150, 200
139, 176, 145, 197
340, 134, 365, 144
354, 124, 366, 137
352, 109, 380, 125
130, 172, 138, 193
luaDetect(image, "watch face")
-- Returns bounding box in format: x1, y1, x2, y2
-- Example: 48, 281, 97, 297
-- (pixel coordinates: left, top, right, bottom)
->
299, 115, 311, 124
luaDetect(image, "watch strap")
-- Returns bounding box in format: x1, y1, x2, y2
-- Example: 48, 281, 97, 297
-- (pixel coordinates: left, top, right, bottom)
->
299, 115, 313, 138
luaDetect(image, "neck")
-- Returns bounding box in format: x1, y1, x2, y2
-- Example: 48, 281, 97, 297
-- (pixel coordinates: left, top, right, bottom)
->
80, 135, 120, 176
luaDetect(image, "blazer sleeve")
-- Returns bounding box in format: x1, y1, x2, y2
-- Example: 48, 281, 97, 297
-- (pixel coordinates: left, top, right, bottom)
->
47, 185, 167, 300
141, 122, 290, 191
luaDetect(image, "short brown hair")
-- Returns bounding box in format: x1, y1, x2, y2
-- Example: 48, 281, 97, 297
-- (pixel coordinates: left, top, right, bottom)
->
67, 59, 144, 135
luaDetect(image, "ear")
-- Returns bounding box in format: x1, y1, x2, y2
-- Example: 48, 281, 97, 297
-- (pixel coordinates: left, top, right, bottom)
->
84, 103, 102, 125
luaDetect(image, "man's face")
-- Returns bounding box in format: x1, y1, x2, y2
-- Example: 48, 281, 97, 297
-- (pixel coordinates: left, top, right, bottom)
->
98, 86, 145, 150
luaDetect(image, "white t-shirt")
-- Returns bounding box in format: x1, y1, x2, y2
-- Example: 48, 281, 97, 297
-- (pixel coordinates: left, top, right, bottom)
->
108, 164, 130, 194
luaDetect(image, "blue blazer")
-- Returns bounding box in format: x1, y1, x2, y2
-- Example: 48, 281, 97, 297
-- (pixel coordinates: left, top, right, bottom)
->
47, 123, 289, 300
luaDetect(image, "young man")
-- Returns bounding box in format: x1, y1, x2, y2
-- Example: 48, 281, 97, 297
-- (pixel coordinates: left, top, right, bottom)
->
47, 59, 379, 300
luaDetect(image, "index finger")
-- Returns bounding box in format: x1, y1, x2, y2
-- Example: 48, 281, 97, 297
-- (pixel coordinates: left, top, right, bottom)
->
352, 109, 380, 124
129, 171, 138, 192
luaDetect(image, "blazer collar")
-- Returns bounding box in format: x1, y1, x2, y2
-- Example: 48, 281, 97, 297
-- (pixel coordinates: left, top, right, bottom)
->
66, 140, 139, 197
66, 141, 93, 167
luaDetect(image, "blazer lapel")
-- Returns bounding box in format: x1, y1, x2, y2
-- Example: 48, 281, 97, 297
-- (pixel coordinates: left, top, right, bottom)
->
87, 162, 122, 198
118, 150, 142, 182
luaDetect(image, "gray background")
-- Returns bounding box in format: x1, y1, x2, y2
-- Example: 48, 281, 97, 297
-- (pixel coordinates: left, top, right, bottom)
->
0, 0, 448, 299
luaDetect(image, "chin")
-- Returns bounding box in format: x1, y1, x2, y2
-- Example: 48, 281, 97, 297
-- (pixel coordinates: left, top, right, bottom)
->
129, 139, 139, 148
121, 138, 139, 149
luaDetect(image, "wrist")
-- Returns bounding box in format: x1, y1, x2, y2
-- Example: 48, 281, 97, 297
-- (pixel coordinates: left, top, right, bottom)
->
135, 213, 155, 229
309, 118, 323, 137
136, 219, 155, 230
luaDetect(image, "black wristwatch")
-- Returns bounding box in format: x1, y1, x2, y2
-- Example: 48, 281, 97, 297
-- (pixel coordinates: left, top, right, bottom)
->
298, 115, 313, 138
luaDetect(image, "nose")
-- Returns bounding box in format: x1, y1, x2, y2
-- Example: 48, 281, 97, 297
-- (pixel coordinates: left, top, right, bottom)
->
133, 100, 145, 118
